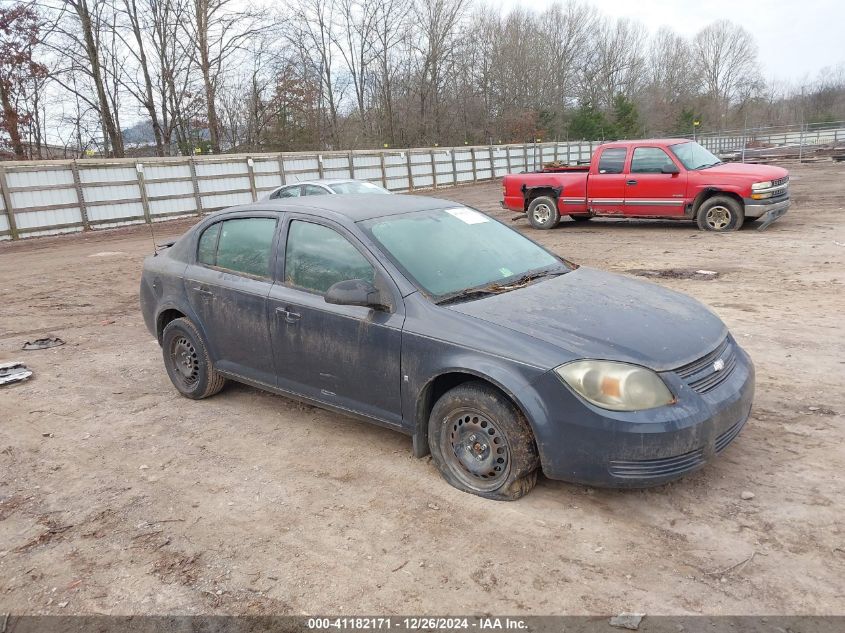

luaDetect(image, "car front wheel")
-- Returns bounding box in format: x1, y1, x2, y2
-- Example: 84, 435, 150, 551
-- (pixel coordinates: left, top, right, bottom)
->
161, 317, 226, 399
428, 381, 539, 500
697, 196, 745, 231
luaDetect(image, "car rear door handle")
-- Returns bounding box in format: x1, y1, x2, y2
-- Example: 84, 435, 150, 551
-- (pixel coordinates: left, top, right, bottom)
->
626, 179, 638, 185
192, 285, 213, 297
275, 306, 302, 324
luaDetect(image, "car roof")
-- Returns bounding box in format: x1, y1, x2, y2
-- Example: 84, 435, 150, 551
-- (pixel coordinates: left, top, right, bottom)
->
279, 178, 378, 187
224, 193, 458, 222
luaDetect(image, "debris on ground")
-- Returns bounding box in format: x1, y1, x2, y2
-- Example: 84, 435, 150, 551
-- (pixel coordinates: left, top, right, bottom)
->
0, 362, 33, 386
22, 336, 65, 351
741, 491, 755, 500
609, 613, 645, 630
627, 269, 721, 280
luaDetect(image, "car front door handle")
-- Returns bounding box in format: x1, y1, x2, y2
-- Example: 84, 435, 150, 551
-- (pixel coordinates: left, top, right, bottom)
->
626, 179, 638, 185
275, 306, 302, 324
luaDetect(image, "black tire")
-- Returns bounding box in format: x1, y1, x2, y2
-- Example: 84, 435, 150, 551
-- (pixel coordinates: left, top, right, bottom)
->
696, 195, 745, 231
428, 381, 539, 501
569, 214, 591, 222
161, 317, 226, 399
526, 196, 560, 230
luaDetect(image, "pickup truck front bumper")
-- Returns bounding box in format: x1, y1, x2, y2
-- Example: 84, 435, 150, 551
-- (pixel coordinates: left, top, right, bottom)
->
744, 197, 790, 230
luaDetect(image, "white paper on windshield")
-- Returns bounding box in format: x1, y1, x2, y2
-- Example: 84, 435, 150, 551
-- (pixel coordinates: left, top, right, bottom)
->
444, 207, 489, 224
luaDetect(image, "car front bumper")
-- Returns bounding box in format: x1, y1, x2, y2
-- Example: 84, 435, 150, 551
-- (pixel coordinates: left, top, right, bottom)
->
521, 339, 755, 487
744, 197, 790, 229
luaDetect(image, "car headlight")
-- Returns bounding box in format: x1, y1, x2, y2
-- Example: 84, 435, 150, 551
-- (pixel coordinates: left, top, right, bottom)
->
555, 360, 675, 411
751, 181, 772, 191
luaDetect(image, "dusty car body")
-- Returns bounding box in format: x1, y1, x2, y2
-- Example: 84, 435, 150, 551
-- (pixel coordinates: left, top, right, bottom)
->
140, 194, 754, 499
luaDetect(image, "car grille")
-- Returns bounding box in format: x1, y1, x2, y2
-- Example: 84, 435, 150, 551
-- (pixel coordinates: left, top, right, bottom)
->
771, 176, 789, 188
674, 337, 737, 394
715, 417, 747, 454
609, 448, 706, 479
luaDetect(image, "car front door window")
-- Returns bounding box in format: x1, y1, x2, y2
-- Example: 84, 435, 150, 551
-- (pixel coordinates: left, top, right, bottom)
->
284, 220, 374, 293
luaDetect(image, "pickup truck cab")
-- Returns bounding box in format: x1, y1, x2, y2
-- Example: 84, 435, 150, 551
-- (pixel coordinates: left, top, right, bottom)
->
501, 139, 790, 231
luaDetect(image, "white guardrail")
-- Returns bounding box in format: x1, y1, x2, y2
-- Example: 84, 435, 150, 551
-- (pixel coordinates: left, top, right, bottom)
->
1, 126, 843, 240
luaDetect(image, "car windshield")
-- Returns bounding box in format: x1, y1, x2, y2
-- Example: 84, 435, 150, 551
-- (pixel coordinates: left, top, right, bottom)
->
329, 181, 390, 195
670, 141, 722, 170
361, 207, 568, 301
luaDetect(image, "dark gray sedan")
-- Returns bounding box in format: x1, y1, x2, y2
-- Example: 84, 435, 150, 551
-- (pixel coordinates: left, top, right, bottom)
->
140, 195, 754, 500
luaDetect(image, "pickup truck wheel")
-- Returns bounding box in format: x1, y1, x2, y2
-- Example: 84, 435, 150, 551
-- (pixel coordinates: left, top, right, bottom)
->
162, 317, 226, 399
527, 196, 560, 230
428, 381, 539, 501
697, 196, 745, 231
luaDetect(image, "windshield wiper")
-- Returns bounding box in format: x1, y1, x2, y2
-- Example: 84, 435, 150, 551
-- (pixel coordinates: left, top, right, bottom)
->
695, 161, 723, 170
434, 287, 500, 306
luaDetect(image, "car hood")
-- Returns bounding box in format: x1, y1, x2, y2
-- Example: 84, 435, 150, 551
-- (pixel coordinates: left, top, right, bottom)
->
702, 162, 789, 181
447, 267, 727, 371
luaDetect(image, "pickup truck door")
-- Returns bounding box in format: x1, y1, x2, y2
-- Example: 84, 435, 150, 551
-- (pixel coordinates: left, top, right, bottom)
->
624, 147, 687, 216
588, 147, 628, 215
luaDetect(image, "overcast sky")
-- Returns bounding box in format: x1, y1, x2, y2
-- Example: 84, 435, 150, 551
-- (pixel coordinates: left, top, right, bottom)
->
502, 0, 843, 84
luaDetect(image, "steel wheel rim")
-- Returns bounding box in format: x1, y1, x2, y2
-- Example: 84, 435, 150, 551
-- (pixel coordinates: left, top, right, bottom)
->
532, 203, 552, 225
170, 335, 199, 388
706, 205, 731, 229
442, 408, 511, 491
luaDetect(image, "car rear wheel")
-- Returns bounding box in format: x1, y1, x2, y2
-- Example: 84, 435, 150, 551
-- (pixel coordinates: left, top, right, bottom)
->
428, 381, 539, 500
527, 196, 560, 230
697, 196, 745, 231
161, 317, 226, 399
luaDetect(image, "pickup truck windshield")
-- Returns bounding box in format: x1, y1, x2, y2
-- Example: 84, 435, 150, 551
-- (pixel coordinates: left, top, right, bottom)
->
361, 207, 566, 300
670, 142, 722, 170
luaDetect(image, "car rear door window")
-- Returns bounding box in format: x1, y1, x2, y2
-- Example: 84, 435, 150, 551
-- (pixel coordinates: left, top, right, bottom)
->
202, 218, 277, 278
197, 222, 221, 265
597, 148, 627, 174
303, 184, 331, 196
631, 147, 676, 173
285, 220, 374, 294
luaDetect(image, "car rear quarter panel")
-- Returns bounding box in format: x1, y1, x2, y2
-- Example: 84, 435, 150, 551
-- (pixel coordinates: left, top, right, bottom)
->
502, 173, 588, 213
139, 251, 192, 341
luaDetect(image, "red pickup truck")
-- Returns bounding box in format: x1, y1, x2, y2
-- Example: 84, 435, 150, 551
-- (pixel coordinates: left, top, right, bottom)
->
501, 139, 790, 231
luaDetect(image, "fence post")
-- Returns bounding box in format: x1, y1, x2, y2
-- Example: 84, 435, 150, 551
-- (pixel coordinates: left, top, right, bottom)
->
522, 144, 528, 172
0, 166, 19, 240
246, 157, 257, 201
430, 149, 437, 189
136, 163, 152, 224
189, 157, 203, 215
554, 143, 559, 163
379, 151, 388, 188
470, 147, 477, 181
450, 148, 457, 184
277, 153, 287, 185
505, 146, 512, 173
317, 154, 324, 178
70, 161, 90, 230
566, 142, 571, 165
406, 150, 415, 192
348, 151, 355, 179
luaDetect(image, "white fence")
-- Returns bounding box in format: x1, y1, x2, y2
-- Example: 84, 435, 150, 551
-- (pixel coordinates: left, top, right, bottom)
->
1, 124, 843, 240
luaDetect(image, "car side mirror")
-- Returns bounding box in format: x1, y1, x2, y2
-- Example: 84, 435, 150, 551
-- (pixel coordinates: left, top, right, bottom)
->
661, 164, 680, 174
325, 279, 388, 310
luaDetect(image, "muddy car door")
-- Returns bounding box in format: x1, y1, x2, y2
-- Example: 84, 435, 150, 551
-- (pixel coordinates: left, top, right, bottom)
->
185, 214, 280, 386
267, 216, 404, 426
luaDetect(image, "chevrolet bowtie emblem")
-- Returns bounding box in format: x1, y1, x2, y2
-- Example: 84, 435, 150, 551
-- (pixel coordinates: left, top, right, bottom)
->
713, 358, 725, 372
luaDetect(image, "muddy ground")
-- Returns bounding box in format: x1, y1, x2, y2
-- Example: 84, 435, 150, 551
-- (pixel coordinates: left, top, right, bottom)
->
1, 161, 843, 616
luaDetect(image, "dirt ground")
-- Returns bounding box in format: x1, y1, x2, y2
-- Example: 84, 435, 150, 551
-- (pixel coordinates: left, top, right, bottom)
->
1, 161, 844, 616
